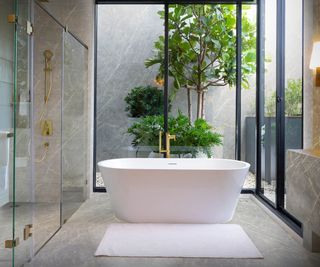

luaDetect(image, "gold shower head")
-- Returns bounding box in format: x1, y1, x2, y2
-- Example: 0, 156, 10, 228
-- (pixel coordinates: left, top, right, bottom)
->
43, 50, 53, 60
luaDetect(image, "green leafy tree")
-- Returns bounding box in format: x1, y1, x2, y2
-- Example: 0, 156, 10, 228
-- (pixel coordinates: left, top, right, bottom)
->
146, 4, 256, 121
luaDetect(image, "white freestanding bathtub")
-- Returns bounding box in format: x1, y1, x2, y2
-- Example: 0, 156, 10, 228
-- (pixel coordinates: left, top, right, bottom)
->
98, 158, 250, 223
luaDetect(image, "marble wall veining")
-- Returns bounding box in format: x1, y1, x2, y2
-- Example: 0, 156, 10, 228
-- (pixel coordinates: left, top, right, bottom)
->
286, 149, 320, 251
62, 32, 88, 199
96, 5, 163, 163
37, 0, 94, 198
33, 4, 63, 204
31, 0, 93, 253
304, 0, 320, 149
32, 4, 62, 252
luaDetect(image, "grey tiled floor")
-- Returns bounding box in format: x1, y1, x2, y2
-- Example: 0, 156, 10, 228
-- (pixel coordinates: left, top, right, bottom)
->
27, 194, 320, 267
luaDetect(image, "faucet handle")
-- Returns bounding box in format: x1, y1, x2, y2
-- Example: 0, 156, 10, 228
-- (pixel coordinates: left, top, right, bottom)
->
169, 134, 176, 141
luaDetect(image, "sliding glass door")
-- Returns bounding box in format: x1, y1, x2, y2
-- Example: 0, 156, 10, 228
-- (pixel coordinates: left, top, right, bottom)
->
259, 0, 277, 204
256, 0, 303, 232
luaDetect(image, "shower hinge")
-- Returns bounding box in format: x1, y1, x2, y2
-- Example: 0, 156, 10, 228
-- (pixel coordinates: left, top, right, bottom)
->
23, 224, 33, 240
26, 21, 33, 35
4, 238, 19, 248
7, 14, 17, 24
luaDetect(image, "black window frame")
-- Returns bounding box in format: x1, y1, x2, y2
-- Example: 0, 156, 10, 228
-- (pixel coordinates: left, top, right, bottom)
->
93, 0, 303, 235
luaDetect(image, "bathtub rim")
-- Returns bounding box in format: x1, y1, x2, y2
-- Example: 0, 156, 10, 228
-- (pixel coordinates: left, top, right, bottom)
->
98, 158, 250, 172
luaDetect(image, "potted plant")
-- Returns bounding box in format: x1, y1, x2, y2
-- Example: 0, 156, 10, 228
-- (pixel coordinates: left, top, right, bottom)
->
127, 112, 222, 158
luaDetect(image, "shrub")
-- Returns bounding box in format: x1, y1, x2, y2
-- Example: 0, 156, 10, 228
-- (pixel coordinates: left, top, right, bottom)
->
124, 86, 164, 117
127, 112, 223, 157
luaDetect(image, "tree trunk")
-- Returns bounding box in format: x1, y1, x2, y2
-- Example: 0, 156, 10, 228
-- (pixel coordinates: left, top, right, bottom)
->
187, 87, 192, 123
201, 91, 206, 119
196, 90, 202, 120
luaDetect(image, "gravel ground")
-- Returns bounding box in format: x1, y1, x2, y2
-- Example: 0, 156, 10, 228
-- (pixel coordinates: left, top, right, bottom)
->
96, 171, 258, 189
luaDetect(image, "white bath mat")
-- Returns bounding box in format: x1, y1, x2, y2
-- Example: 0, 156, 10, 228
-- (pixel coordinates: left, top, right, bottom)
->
95, 223, 263, 258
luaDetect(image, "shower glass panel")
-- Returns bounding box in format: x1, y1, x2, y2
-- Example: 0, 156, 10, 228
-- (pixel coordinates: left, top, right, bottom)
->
284, 0, 303, 210
33, 3, 62, 253
62, 31, 88, 223
14, 0, 34, 265
0, 0, 15, 266
260, 0, 277, 204
95, 5, 164, 189
167, 4, 236, 160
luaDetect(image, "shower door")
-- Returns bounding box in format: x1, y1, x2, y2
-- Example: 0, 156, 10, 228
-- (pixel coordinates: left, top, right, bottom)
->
32, 2, 62, 254
14, 0, 34, 264
0, 0, 15, 266
0, 0, 34, 266
62, 31, 88, 223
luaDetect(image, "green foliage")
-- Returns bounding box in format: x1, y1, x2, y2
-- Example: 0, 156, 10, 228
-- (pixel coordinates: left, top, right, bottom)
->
265, 79, 302, 117
124, 86, 164, 117
127, 112, 223, 157
145, 4, 256, 119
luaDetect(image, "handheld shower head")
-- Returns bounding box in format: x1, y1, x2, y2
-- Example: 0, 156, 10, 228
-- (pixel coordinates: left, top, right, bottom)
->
43, 49, 53, 60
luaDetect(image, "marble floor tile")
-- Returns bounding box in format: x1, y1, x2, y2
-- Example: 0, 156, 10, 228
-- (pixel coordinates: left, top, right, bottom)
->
26, 194, 320, 267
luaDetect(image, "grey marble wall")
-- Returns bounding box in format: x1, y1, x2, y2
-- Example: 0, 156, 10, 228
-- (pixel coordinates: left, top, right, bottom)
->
314, 0, 320, 149
304, 0, 320, 149
38, 0, 94, 198
304, 0, 314, 149
31, 0, 93, 253
96, 5, 163, 162
286, 149, 320, 251
62, 32, 88, 197
33, 4, 63, 204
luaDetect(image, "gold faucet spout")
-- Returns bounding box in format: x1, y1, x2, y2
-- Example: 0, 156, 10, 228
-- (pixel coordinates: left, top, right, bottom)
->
159, 131, 176, 158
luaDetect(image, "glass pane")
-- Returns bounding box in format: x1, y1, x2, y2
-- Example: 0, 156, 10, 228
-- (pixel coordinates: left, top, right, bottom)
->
0, 0, 14, 265
96, 5, 164, 188
284, 0, 303, 210
33, 3, 62, 252
14, 0, 33, 265
62, 32, 88, 223
167, 4, 236, 159
241, 4, 257, 189
261, 0, 277, 203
